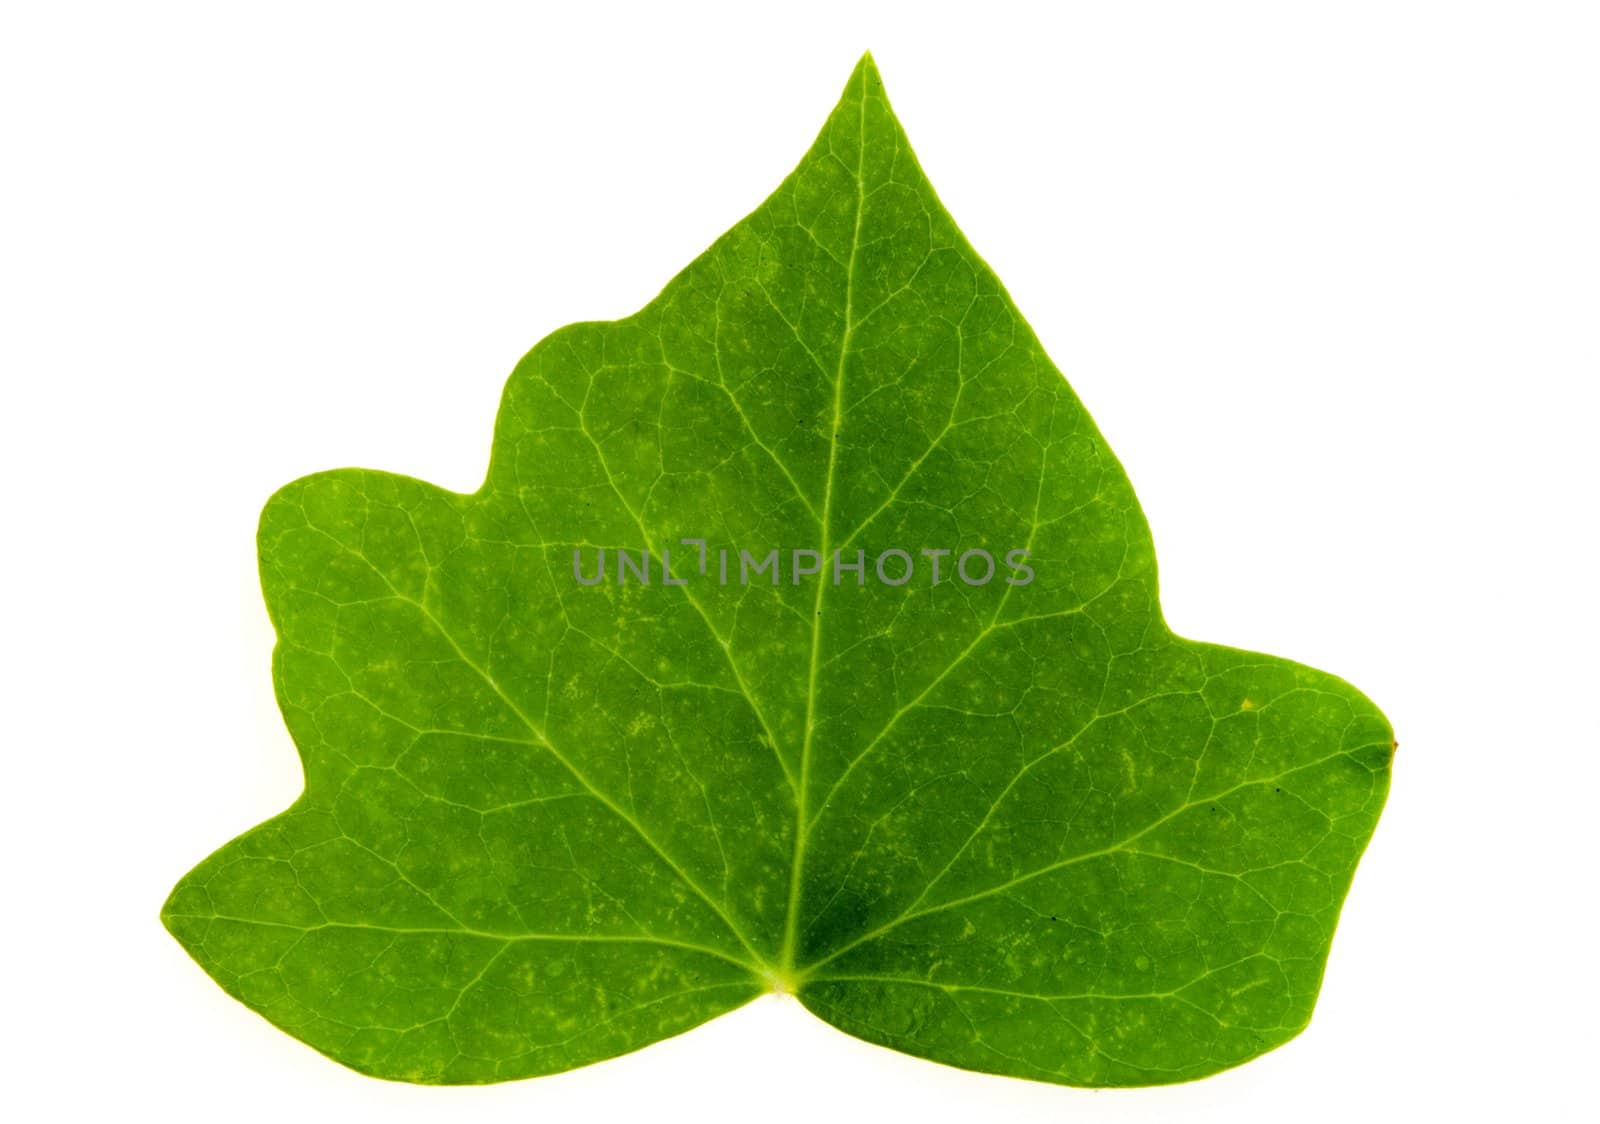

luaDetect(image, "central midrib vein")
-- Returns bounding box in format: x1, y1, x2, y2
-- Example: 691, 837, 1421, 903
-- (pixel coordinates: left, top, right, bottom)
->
778, 72, 868, 982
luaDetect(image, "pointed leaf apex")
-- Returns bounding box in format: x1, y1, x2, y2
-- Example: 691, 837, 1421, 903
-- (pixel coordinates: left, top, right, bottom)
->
850, 51, 882, 89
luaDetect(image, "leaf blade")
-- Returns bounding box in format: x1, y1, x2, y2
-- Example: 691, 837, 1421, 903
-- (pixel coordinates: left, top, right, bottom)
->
164, 53, 1392, 1086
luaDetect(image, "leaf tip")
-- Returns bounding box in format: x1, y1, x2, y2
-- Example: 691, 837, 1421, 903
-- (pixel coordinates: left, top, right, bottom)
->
851, 50, 883, 88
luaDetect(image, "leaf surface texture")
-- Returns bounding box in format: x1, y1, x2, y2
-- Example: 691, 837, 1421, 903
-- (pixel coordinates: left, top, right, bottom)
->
164, 56, 1392, 1086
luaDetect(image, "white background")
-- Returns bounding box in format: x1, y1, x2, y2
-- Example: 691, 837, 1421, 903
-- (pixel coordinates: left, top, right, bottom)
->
4, 2, 1597, 1120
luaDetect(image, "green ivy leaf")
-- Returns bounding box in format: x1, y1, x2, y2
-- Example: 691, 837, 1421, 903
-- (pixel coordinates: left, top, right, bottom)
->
163, 54, 1392, 1087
